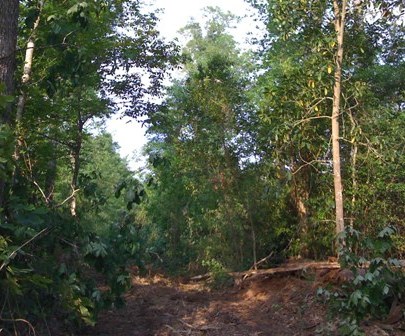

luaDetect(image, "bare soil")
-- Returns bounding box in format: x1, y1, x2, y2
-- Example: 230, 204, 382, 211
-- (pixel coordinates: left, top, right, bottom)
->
80, 269, 405, 336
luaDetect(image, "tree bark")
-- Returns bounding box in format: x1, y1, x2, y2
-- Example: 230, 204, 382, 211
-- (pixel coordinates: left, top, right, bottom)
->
332, 0, 347, 241
0, 0, 19, 123
70, 118, 83, 218
0, 0, 19, 209
291, 162, 310, 257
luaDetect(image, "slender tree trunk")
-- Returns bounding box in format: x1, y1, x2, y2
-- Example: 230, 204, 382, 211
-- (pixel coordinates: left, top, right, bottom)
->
0, 0, 19, 209
246, 198, 257, 270
291, 161, 310, 257
13, 2, 43, 190
70, 149, 80, 217
350, 143, 357, 227
15, 1, 43, 127
347, 108, 358, 228
332, 0, 347, 240
44, 141, 57, 203
70, 113, 84, 217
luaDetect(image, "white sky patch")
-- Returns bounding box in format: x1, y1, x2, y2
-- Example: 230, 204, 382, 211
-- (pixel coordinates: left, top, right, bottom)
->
106, 0, 261, 171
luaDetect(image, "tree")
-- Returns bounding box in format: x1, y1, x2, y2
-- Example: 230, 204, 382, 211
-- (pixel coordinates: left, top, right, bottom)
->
0, 1, 180, 332
0, 0, 19, 122
249, 0, 404, 257
0, 0, 19, 209
144, 7, 263, 270
331, 0, 347, 239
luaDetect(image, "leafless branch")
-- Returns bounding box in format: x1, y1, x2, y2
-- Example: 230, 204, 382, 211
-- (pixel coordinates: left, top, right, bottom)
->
56, 188, 80, 208
292, 159, 329, 175
32, 181, 50, 204
248, 251, 275, 272
293, 115, 332, 127
0, 228, 50, 273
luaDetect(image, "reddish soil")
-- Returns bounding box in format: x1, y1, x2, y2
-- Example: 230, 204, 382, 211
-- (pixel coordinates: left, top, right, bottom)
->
80, 270, 405, 336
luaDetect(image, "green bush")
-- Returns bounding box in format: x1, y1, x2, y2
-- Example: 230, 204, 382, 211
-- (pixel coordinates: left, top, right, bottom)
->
318, 226, 405, 335
0, 200, 141, 334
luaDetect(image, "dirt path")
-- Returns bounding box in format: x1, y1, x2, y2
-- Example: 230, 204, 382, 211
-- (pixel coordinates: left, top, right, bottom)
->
80, 271, 405, 336
81, 273, 330, 336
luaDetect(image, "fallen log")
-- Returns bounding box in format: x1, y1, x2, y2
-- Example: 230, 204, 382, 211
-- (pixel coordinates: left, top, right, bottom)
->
232, 261, 341, 284
189, 259, 405, 285
189, 261, 341, 283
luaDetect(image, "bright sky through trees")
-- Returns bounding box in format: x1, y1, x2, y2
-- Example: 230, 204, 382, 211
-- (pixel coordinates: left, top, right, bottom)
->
106, 0, 258, 170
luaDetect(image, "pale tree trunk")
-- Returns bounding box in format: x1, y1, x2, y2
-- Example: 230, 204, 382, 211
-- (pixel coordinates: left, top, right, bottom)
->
332, 0, 348, 241
0, 0, 19, 209
13, 1, 43, 188
15, 1, 43, 128
69, 115, 84, 218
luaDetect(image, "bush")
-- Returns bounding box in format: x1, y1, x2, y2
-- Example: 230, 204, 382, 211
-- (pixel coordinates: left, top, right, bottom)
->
318, 226, 405, 335
0, 202, 140, 335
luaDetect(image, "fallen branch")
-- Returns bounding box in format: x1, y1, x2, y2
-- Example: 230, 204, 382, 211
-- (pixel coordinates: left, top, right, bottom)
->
248, 251, 274, 272
189, 260, 405, 285
233, 261, 341, 284
189, 273, 211, 282
178, 319, 221, 331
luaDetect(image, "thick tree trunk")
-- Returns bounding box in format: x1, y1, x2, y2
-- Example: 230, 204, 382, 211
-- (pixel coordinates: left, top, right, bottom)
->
0, 0, 19, 209
332, 0, 347, 240
0, 0, 19, 123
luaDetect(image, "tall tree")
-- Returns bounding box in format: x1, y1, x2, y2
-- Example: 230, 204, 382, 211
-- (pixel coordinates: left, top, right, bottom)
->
145, 7, 261, 269
0, 0, 19, 209
0, 0, 19, 122
331, 0, 347, 239
249, 0, 404, 256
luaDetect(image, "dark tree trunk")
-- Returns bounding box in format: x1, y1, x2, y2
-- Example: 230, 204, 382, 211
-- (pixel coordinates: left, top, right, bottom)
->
0, 0, 19, 210
0, 0, 19, 123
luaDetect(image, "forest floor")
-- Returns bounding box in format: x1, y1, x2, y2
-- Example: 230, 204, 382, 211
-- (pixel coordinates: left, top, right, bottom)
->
80, 264, 405, 336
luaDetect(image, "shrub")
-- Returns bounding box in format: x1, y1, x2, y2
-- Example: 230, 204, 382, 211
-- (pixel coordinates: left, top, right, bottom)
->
318, 226, 405, 335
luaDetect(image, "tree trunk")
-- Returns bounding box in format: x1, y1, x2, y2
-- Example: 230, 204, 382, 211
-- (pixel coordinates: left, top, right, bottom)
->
332, 0, 348, 241
16, 1, 43, 128
44, 142, 57, 203
70, 150, 80, 217
69, 112, 84, 218
0, 0, 19, 209
347, 107, 358, 228
291, 162, 310, 257
13, 2, 43, 190
293, 186, 309, 250
0, 0, 19, 122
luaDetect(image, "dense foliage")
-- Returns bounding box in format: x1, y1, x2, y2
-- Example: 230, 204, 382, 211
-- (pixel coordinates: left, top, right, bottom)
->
0, 0, 177, 333
0, 0, 403, 334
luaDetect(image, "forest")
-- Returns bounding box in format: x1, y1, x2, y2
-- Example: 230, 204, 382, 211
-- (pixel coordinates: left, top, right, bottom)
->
0, 0, 404, 335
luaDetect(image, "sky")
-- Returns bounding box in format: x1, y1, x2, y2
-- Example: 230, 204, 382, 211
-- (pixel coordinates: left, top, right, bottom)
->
106, 0, 259, 171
